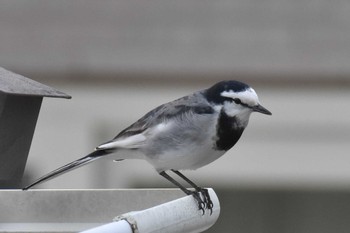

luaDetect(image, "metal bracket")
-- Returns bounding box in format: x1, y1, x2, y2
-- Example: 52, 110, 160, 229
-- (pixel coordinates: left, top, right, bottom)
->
114, 214, 139, 233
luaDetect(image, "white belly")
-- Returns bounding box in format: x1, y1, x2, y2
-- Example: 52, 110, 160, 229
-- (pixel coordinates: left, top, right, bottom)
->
145, 143, 225, 172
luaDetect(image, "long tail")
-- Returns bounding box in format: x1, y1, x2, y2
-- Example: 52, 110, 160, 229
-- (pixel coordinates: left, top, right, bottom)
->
22, 150, 111, 190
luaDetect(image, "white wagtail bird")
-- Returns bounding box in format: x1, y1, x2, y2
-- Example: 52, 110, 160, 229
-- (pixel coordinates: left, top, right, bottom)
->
23, 80, 271, 214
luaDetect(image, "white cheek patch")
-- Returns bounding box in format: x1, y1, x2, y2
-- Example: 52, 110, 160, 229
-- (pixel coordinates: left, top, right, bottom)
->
223, 102, 244, 116
221, 88, 259, 106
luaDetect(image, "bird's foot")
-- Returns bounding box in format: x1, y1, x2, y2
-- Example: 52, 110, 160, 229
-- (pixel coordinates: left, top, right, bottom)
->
199, 188, 213, 214
189, 191, 205, 214
190, 188, 213, 215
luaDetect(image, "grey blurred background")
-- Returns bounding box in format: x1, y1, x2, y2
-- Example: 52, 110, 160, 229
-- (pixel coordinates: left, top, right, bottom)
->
1, 0, 350, 232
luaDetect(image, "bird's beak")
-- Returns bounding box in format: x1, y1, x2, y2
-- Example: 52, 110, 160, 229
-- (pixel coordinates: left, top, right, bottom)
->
252, 104, 272, 115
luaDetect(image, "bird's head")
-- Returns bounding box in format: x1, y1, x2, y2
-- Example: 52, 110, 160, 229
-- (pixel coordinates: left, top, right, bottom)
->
204, 80, 272, 122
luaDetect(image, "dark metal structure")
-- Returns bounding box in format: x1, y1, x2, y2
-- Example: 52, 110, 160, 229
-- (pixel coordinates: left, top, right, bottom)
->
0, 67, 70, 188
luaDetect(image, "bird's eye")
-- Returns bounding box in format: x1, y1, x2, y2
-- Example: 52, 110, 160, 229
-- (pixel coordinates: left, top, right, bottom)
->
233, 98, 242, 104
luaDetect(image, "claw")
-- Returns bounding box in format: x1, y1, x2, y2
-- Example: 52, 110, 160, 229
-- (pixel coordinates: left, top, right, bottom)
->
191, 191, 206, 215
199, 188, 213, 215
190, 189, 214, 215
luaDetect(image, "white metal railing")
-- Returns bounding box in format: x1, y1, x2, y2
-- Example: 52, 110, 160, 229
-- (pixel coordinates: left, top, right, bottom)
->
81, 188, 219, 233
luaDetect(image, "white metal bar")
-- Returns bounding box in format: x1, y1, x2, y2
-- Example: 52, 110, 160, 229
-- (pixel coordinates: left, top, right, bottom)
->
81, 220, 133, 233
0, 223, 101, 233
81, 188, 220, 233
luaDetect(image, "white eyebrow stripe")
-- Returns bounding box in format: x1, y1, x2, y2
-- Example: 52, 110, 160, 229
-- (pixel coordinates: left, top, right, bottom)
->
220, 88, 259, 106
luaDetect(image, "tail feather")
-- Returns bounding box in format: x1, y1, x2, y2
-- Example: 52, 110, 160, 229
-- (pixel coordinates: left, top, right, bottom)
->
22, 150, 109, 190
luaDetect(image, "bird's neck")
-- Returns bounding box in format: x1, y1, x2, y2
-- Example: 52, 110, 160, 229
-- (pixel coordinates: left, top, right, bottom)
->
214, 109, 246, 151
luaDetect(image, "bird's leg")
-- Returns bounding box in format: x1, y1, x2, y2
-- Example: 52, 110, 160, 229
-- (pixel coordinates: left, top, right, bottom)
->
171, 169, 213, 214
159, 171, 205, 214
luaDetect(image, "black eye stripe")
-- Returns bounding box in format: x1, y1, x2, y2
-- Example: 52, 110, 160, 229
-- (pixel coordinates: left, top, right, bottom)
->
233, 98, 250, 108
233, 98, 241, 104
222, 97, 250, 108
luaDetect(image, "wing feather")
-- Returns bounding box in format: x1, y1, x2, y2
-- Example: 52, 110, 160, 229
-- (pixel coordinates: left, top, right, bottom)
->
97, 134, 147, 150
96, 91, 214, 151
